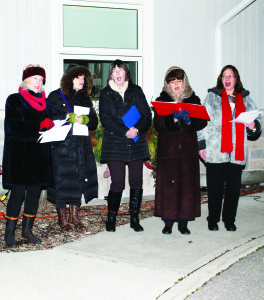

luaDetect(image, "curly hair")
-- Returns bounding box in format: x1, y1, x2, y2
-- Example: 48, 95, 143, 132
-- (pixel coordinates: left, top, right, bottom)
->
60, 65, 93, 96
216, 65, 244, 95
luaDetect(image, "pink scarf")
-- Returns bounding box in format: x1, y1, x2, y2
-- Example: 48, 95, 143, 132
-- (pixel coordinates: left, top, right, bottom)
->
221, 89, 245, 161
19, 87, 46, 111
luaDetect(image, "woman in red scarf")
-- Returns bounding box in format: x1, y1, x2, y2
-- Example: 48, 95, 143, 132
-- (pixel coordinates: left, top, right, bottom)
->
198, 65, 261, 232
3, 64, 54, 248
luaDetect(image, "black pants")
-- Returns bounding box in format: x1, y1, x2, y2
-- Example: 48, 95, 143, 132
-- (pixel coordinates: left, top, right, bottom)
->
6, 185, 41, 217
107, 160, 144, 193
206, 162, 243, 225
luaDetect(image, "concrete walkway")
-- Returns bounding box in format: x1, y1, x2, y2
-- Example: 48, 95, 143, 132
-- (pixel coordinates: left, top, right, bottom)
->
0, 192, 264, 300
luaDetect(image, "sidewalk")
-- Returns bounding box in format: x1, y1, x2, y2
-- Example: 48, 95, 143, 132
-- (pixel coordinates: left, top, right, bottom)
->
0, 192, 264, 300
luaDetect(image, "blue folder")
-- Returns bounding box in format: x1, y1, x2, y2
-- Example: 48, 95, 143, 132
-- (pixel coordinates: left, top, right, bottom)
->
122, 105, 141, 142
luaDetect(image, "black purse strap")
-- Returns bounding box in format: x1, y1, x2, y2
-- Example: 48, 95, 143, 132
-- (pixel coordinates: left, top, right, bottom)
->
57, 89, 73, 113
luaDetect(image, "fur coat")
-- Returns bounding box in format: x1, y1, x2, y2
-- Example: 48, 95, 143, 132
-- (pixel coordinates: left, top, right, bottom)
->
2, 92, 52, 188
154, 90, 207, 221
197, 88, 262, 165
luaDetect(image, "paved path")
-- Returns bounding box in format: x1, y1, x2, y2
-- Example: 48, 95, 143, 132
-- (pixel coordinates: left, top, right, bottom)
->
0, 192, 264, 299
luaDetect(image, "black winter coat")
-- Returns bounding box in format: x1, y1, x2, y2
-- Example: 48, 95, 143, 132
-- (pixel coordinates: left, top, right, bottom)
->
99, 81, 151, 163
2, 92, 52, 189
46, 89, 98, 205
154, 91, 207, 221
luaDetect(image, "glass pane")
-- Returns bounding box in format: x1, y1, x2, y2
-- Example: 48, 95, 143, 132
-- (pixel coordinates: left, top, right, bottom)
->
63, 59, 138, 106
63, 5, 138, 49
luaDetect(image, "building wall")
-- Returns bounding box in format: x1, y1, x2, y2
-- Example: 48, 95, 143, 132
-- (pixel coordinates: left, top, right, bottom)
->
0, 0, 263, 199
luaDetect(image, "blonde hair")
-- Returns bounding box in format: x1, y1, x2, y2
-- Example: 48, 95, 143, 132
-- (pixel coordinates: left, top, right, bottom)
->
20, 64, 45, 92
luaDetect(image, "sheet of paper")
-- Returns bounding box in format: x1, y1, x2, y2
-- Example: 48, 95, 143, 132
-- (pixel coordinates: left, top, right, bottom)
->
74, 105, 90, 116
230, 110, 261, 124
38, 120, 72, 143
72, 105, 90, 136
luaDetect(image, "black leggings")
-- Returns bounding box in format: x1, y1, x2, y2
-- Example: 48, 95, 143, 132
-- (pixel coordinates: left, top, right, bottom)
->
6, 185, 41, 218
107, 160, 144, 193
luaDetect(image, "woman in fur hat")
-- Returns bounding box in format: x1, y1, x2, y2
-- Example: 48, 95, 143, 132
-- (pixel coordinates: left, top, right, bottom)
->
47, 65, 98, 232
3, 64, 54, 248
99, 59, 151, 232
154, 66, 207, 235
198, 65, 261, 232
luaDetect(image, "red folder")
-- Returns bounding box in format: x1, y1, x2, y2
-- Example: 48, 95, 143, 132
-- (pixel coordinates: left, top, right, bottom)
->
151, 101, 210, 120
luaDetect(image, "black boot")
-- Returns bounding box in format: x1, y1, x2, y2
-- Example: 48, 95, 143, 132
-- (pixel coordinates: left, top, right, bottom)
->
22, 214, 41, 244
130, 189, 144, 232
5, 216, 18, 248
106, 190, 122, 232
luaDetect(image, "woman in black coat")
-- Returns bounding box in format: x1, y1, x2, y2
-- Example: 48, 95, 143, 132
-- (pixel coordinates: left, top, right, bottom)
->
47, 65, 98, 232
99, 59, 151, 232
3, 64, 54, 248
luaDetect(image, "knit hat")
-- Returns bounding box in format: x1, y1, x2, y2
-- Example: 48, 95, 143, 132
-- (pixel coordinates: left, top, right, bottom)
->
22, 66, 46, 84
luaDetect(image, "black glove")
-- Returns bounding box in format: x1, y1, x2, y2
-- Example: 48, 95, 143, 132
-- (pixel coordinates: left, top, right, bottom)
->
173, 110, 190, 126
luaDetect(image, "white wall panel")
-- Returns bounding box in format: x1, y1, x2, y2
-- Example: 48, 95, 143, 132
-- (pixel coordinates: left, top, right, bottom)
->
222, 0, 263, 107
0, 0, 52, 110
153, 0, 262, 104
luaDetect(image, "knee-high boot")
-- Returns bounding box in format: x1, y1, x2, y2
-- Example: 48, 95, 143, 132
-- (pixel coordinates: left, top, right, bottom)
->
5, 216, 18, 248
106, 190, 122, 232
129, 189, 144, 232
22, 214, 41, 244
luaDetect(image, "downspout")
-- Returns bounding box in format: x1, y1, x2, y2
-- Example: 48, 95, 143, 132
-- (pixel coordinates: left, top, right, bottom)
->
215, 0, 257, 76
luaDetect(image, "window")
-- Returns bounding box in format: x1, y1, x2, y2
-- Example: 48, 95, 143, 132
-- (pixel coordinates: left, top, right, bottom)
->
63, 5, 138, 49
64, 59, 138, 102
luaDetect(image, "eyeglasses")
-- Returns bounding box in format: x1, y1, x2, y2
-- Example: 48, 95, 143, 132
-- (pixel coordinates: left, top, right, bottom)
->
222, 75, 236, 80
112, 68, 124, 73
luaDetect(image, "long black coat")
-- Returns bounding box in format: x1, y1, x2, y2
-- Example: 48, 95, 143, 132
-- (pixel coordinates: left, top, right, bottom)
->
2, 92, 52, 189
99, 81, 151, 163
46, 89, 98, 204
154, 91, 207, 221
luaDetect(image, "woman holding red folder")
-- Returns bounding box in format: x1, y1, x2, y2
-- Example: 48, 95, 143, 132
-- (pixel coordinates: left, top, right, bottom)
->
154, 66, 207, 235
198, 65, 261, 232
99, 59, 151, 232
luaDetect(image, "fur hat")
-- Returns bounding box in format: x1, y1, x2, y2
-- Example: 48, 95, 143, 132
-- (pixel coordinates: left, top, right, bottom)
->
22, 66, 46, 84
163, 66, 193, 102
60, 65, 93, 96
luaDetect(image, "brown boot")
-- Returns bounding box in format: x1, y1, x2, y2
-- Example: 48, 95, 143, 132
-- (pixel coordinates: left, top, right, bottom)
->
69, 205, 86, 232
57, 208, 73, 232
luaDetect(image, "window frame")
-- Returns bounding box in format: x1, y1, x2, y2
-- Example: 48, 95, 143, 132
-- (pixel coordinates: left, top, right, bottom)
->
59, 1, 143, 56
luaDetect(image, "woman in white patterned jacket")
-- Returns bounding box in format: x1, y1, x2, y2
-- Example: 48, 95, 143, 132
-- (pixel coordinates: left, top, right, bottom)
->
198, 65, 261, 232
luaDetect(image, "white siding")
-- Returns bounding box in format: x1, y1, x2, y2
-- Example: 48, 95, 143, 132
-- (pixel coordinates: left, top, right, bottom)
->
0, 0, 52, 110
153, 0, 263, 108
0, 0, 263, 196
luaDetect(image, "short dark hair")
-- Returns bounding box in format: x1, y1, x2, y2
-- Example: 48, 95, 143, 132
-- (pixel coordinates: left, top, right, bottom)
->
216, 65, 243, 94
165, 68, 185, 83
108, 59, 131, 82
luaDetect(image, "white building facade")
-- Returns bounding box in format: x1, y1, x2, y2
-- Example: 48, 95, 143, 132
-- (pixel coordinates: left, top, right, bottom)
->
0, 0, 263, 199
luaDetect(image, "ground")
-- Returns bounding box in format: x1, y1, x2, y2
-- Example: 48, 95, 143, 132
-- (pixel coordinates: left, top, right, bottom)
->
0, 185, 263, 252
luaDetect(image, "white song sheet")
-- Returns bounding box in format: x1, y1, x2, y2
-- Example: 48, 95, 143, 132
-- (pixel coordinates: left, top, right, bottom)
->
38, 120, 71, 143
72, 105, 90, 136
230, 110, 261, 124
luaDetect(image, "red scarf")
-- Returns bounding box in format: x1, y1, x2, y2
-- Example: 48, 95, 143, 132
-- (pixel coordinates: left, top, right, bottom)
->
19, 87, 46, 111
221, 89, 245, 161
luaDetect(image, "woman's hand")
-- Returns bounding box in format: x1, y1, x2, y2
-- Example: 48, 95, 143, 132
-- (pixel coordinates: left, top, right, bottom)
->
246, 121, 255, 130
126, 127, 138, 139
75, 116, 83, 124
199, 149, 206, 161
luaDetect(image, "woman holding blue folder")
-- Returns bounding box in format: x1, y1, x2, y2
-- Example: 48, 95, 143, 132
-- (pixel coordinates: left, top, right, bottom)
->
99, 59, 151, 232
154, 66, 207, 235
